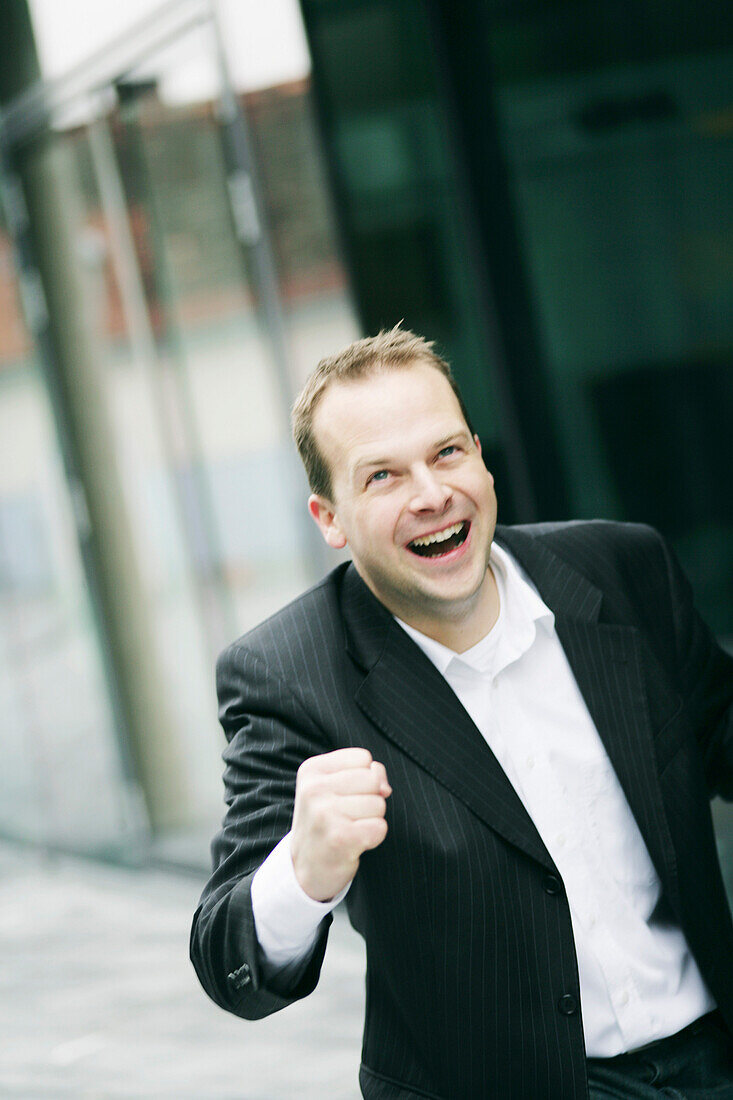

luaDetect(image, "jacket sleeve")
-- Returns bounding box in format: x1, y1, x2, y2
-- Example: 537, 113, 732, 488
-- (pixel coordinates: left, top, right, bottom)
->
190, 641, 334, 1019
656, 529, 733, 801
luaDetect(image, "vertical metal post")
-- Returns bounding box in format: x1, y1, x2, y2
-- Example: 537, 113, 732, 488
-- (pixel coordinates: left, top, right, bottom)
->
87, 100, 236, 659
0, 2, 190, 836
208, 0, 332, 580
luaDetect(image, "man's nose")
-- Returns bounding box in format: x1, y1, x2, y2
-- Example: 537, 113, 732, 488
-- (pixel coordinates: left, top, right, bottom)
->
409, 468, 452, 512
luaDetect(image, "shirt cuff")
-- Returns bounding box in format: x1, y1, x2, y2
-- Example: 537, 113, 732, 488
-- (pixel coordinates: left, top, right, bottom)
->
251, 832, 351, 969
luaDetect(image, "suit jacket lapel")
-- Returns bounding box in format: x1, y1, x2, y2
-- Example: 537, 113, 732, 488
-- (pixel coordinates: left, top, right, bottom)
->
497, 527, 680, 906
341, 561, 555, 870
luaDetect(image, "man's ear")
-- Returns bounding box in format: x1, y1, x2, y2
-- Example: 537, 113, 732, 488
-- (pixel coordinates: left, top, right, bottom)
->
308, 494, 347, 549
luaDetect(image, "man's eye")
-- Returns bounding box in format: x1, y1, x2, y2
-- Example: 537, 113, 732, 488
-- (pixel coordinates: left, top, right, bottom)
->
368, 470, 389, 484
438, 445, 457, 458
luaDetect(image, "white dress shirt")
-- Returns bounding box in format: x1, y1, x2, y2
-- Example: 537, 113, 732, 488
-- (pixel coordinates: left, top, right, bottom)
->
251, 543, 715, 1055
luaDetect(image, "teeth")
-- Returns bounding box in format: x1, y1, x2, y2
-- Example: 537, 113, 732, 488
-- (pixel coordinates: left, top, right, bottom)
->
410, 522, 464, 548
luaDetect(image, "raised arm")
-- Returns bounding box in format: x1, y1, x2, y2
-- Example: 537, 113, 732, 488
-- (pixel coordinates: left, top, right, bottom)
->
190, 643, 390, 1019
190, 642, 332, 1019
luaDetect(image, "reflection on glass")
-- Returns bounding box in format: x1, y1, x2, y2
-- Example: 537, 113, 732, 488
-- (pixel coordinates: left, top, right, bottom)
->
0, 235, 134, 851
495, 50, 733, 635
1, 1, 361, 852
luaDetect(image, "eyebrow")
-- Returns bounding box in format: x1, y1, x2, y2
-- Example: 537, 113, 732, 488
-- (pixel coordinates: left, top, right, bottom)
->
351, 430, 472, 481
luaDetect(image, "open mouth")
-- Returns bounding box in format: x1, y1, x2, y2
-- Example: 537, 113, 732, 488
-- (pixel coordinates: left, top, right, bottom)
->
407, 521, 470, 558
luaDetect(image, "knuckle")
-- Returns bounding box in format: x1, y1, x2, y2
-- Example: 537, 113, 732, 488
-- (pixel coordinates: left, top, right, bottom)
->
371, 760, 388, 784
297, 755, 318, 779
308, 777, 328, 798
295, 778, 315, 804
360, 818, 387, 849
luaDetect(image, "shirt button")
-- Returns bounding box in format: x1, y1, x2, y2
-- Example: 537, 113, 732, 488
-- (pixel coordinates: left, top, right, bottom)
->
558, 994, 578, 1016
588, 915, 597, 929
526, 756, 535, 769
556, 833, 566, 848
619, 991, 629, 1006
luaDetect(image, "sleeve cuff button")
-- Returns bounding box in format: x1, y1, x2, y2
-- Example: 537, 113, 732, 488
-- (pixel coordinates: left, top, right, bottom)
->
227, 963, 252, 989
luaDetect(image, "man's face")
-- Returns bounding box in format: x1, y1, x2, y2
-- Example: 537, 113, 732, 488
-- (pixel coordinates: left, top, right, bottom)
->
308, 361, 498, 635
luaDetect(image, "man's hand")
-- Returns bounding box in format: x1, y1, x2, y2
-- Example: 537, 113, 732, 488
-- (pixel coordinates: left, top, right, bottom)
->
290, 748, 391, 902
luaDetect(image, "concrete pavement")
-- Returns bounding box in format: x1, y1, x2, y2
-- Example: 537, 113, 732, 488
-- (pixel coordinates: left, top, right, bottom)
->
3, 805, 732, 1100
0, 842, 365, 1099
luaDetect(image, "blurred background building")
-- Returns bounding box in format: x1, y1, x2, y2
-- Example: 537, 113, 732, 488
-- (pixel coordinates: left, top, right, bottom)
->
0, 0, 731, 879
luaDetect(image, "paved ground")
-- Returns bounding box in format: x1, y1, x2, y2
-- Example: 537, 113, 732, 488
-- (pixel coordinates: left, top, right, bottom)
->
3, 804, 733, 1100
0, 842, 365, 1099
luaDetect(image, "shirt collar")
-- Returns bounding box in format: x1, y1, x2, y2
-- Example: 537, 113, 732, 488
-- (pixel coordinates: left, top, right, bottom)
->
492, 541, 554, 635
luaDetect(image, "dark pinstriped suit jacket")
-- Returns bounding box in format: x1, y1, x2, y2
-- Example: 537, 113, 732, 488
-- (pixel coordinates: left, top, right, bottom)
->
191, 521, 733, 1099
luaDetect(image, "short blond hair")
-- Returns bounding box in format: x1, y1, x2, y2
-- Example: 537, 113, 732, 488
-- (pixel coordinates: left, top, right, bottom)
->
292, 325, 475, 499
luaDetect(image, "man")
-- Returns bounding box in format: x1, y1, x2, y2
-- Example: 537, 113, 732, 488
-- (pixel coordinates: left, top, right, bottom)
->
191, 327, 733, 1098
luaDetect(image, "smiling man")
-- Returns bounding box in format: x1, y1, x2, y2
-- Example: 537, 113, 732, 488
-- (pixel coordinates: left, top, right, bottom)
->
306, 358, 499, 649
191, 327, 733, 1099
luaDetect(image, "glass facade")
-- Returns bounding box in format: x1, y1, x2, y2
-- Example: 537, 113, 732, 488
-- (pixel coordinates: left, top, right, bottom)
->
0, 211, 135, 852
0, 1, 359, 854
300, 0, 733, 639
0, 0, 730, 865
491, 15, 733, 640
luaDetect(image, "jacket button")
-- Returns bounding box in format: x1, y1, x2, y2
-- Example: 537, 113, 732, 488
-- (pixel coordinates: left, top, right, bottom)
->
543, 874, 562, 895
227, 962, 251, 989
558, 994, 578, 1016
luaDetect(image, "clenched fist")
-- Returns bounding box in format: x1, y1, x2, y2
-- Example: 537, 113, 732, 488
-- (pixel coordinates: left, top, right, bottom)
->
290, 747, 391, 902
